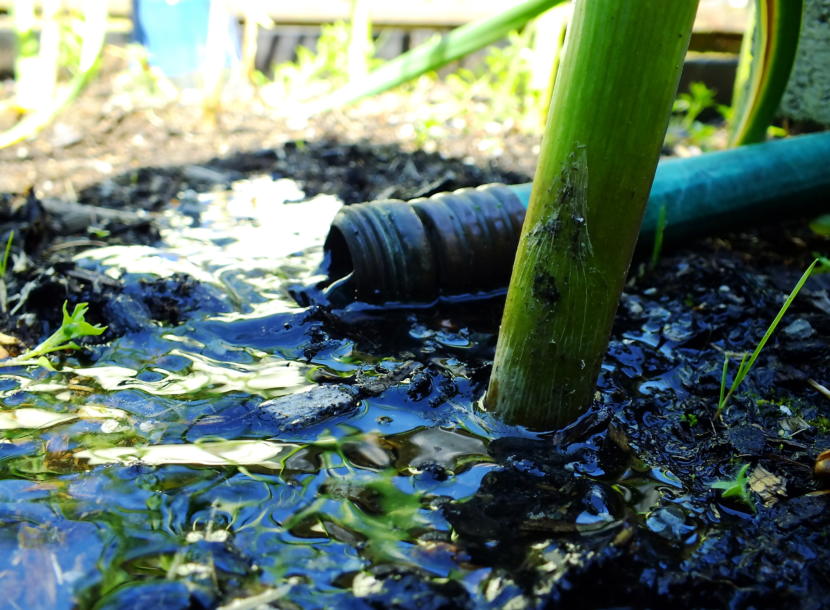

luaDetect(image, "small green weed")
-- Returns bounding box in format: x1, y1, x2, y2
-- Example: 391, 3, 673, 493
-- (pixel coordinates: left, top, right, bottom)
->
2, 301, 106, 369
812, 254, 830, 273
679, 413, 699, 427
269, 22, 381, 100
810, 416, 830, 434
444, 28, 542, 131
710, 462, 755, 512
284, 469, 429, 564
675, 82, 728, 131
666, 81, 729, 150
717, 258, 818, 417
808, 214, 830, 237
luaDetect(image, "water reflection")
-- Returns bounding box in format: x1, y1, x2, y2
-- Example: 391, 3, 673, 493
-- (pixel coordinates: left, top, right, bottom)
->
0, 174, 704, 607
0, 177, 502, 607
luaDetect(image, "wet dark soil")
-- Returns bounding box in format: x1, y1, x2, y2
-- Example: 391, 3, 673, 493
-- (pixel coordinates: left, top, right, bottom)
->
0, 138, 523, 343
0, 132, 828, 608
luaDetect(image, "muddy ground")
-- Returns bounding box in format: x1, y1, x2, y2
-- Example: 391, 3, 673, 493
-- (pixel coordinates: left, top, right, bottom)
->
0, 62, 828, 609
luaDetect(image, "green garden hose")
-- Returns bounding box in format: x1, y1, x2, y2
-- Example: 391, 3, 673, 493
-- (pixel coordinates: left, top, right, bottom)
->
324, 132, 830, 304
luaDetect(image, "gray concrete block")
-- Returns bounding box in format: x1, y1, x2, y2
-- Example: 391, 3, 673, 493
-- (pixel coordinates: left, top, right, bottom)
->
781, 0, 830, 124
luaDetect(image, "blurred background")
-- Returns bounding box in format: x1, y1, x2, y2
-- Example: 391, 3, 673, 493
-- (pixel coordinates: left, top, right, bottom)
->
0, 0, 751, 197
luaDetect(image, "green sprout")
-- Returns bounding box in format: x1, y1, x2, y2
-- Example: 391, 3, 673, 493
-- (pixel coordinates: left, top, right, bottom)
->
679, 412, 699, 427
710, 462, 755, 512
3, 301, 106, 369
675, 81, 726, 132
649, 205, 668, 269
808, 214, 830, 237
0, 231, 14, 277
0, 230, 14, 313
812, 254, 830, 273
717, 259, 818, 416
284, 470, 429, 564
666, 82, 729, 150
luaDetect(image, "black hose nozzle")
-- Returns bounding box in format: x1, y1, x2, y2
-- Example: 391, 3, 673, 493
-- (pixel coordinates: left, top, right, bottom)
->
323, 184, 525, 304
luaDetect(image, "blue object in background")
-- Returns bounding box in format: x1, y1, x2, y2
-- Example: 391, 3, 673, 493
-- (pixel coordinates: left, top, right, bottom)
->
132, 0, 240, 81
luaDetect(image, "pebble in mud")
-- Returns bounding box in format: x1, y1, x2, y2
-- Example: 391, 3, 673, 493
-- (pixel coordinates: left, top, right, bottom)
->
727, 423, 767, 456
259, 384, 359, 431
782, 318, 815, 340
645, 506, 697, 544
352, 565, 471, 609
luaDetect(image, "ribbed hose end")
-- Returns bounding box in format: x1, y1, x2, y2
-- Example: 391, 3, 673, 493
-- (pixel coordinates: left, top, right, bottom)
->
411, 184, 525, 293
323, 183, 525, 304
325, 199, 437, 303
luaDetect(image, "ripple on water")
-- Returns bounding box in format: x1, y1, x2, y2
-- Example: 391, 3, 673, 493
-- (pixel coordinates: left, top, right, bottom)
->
0, 175, 726, 607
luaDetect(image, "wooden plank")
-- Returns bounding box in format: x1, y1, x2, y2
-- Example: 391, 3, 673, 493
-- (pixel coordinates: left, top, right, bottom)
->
695, 0, 749, 33
0, 1, 133, 17
689, 31, 743, 54
0, 0, 748, 33
236, 0, 498, 27
235, 0, 748, 32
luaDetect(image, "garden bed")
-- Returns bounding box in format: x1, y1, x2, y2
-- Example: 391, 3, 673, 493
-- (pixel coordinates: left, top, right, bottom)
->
0, 99, 828, 607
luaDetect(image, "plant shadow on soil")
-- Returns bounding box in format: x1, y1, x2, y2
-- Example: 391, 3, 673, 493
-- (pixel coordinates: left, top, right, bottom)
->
0, 138, 828, 609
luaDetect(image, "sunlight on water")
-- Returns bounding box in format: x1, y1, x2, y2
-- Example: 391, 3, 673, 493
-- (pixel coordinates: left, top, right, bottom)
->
0, 176, 504, 607
0, 169, 707, 607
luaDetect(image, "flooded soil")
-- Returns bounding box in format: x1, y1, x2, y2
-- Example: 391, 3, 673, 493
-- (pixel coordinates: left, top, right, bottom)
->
0, 136, 828, 609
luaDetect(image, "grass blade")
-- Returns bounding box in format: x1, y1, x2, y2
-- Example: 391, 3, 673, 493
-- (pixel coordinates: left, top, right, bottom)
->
718, 258, 818, 414
0, 231, 13, 276
719, 355, 729, 407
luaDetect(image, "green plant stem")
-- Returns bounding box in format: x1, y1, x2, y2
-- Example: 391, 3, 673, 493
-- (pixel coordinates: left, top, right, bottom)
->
486, 0, 699, 429
0, 0, 108, 149
38, 0, 61, 105
527, 3, 572, 127
0, 301, 106, 369
308, 0, 565, 114
729, 0, 804, 146
12, 0, 38, 112
347, 0, 372, 80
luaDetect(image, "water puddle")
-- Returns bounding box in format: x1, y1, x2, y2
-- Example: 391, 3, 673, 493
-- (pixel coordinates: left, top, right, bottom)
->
0, 176, 713, 607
